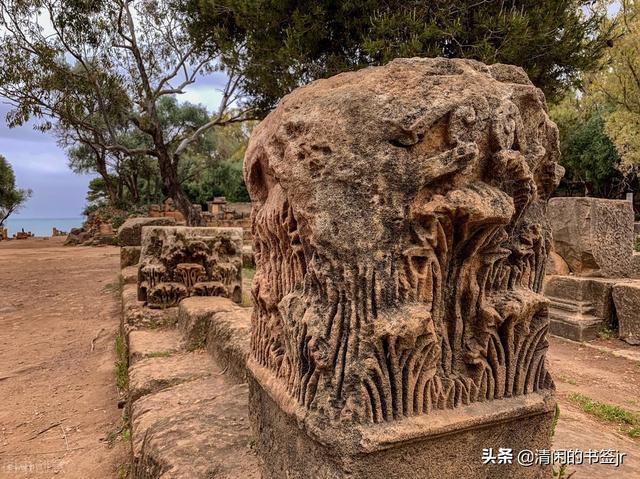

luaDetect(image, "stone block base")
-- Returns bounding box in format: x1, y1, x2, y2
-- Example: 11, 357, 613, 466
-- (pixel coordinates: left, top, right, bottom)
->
544, 275, 617, 341
248, 367, 556, 479
548, 312, 601, 342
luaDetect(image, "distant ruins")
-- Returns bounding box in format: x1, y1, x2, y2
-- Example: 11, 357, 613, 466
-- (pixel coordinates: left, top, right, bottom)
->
244, 57, 561, 478
545, 197, 640, 344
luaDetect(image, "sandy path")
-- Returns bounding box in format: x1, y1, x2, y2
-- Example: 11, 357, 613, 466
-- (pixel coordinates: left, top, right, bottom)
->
0, 237, 125, 478
550, 336, 640, 478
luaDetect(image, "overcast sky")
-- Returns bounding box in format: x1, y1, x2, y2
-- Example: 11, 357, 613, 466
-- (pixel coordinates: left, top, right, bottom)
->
1, 74, 225, 219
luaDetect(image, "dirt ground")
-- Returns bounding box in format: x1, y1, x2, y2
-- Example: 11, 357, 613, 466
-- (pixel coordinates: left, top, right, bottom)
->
0, 237, 126, 478
2, 238, 640, 478
550, 335, 640, 478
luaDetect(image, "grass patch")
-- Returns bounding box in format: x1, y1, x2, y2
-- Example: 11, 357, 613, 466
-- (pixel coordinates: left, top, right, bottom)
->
568, 393, 640, 438
556, 374, 577, 386
597, 326, 616, 340
117, 464, 130, 479
104, 274, 124, 296
243, 266, 256, 282
241, 292, 252, 307
115, 333, 129, 391
241, 266, 256, 307
553, 464, 575, 478
103, 410, 130, 449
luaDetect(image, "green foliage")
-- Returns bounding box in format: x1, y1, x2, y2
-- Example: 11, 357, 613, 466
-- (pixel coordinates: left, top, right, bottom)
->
0, 155, 31, 226
597, 325, 616, 340
180, 121, 253, 203
550, 94, 624, 197
590, 1, 640, 169
115, 332, 129, 392
184, 0, 614, 113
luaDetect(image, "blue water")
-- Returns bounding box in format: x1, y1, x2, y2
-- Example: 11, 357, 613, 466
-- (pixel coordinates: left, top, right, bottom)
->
4, 217, 84, 237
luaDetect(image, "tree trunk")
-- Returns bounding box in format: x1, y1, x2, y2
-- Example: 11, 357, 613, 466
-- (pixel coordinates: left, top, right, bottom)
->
157, 151, 201, 226
95, 161, 118, 206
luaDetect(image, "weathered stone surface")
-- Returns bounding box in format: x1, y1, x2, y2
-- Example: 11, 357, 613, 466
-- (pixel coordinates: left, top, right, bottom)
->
64, 227, 90, 245
250, 380, 555, 479
121, 246, 141, 269
128, 330, 181, 364
129, 351, 215, 402
117, 217, 176, 247
544, 276, 617, 342
131, 376, 259, 479
546, 251, 570, 276
122, 283, 177, 330
244, 57, 560, 477
548, 197, 635, 277
121, 266, 138, 285
178, 297, 251, 382
137, 226, 243, 308
612, 282, 640, 345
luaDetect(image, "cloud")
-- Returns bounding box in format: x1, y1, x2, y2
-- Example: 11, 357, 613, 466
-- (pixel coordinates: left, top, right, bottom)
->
0, 103, 89, 218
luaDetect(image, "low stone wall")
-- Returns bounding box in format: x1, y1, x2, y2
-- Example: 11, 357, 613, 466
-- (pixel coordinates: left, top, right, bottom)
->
118, 260, 258, 478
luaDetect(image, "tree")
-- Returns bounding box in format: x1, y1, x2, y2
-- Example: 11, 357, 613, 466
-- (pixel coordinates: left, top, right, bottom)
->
0, 155, 31, 227
184, 0, 614, 114
551, 93, 625, 197
64, 96, 210, 208
181, 120, 253, 203
0, 0, 255, 225
589, 0, 640, 171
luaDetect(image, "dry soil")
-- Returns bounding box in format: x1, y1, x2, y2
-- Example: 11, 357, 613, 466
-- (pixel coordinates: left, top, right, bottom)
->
0, 237, 126, 478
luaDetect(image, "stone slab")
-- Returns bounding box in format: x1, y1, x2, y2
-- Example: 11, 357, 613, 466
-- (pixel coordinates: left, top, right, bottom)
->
117, 217, 176, 247
131, 376, 259, 479
548, 197, 635, 277
121, 246, 141, 268
544, 275, 618, 341
249, 372, 555, 479
177, 297, 251, 382
128, 330, 181, 364
612, 282, 640, 345
242, 245, 254, 268
122, 283, 177, 330
128, 350, 215, 402
121, 266, 138, 285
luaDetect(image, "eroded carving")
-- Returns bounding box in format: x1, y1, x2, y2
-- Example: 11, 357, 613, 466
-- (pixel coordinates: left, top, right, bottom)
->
137, 226, 243, 308
245, 58, 562, 425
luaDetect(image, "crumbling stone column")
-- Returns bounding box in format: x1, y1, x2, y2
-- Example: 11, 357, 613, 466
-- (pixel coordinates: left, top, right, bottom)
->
244, 57, 562, 478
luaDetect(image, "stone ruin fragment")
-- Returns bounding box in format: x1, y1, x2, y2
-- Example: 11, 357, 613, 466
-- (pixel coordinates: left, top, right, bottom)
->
137, 226, 243, 308
545, 197, 640, 343
244, 57, 563, 478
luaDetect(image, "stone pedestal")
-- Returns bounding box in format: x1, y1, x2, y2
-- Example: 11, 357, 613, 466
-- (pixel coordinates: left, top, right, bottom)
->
243, 58, 561, 479
249, 368, 555, 479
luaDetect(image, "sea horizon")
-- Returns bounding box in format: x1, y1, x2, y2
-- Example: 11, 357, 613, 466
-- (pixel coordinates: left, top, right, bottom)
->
4, 217, 85, 237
